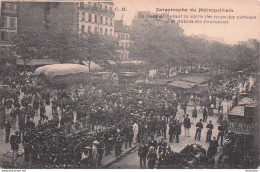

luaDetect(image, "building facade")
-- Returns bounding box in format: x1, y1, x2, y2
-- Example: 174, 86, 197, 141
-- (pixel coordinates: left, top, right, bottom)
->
78, 2, 114, 36
0, 1, 18, 59
114, 20, 131, 60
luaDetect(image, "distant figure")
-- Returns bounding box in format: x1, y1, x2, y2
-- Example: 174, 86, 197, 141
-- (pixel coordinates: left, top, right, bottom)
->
10, 131, 21, 158
183, 114, 191, 137
195, 119, 203, 141
133, 122, 139, 144
5, 119, 12, 143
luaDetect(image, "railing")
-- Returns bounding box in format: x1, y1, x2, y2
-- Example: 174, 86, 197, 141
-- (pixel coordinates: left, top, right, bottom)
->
80, 5, 115, 16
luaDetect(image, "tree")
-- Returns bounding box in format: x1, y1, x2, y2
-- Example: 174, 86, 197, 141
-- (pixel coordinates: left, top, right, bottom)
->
81, 33, 117, 72
130, 13, 184, 78
11, 28, 49, 75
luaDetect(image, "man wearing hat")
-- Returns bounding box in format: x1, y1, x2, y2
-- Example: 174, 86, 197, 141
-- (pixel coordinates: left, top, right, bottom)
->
206, 120, 214, 142
183, 114, 191, 137
195, 119, 203, 141
138, 139, 148, 168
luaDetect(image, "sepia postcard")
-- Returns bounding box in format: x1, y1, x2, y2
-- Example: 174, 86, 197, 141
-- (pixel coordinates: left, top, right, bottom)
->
0, 0, 259, 170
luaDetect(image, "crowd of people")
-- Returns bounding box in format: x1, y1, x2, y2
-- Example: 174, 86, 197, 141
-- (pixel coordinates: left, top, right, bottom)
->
0, 71, 257, 168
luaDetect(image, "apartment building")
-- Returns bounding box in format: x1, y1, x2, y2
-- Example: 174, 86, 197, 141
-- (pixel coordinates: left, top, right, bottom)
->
78, 2, 114, 36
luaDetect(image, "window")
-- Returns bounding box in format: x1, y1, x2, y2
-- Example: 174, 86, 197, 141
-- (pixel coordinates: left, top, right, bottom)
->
105, 6, 107, 11
88, 26, 91, 33
81, 25, 85, 33
81, 12, 85, 21
121, 34, 125, 40
2, 17, 8, 28
100, 4, 102, 9
109, 7, 112, 11
88, 13, 92, 22
95, 15, 97, 23
80, 2, 84, 8
94, 2, 97, 7
109, 29, 112, 36
105, 17, 108, 25
100, 16, 103, 24
105, 28, 108, 35
100, 28, 103, 35
1, 46, 8, 56
110, 18, 113, 26
126, 34, 129, 40
9, 32, 15, 40
1, 31, 9, 41
9, 17, 16, 29
94, 27, 98, 33
126, 42, 129, 49
88, 2, 91, 6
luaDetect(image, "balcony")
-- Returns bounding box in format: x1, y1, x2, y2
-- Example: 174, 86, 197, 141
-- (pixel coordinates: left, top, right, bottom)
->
80, 5, 115, 16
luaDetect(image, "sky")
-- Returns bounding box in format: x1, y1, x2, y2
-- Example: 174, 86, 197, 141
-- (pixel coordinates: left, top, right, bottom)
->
113, 0, 260, 44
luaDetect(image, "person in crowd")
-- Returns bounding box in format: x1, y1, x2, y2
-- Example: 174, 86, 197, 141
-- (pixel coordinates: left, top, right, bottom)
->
161, 117, 167, 140
4, 119, 12, 143
217, 124, 225, 146
202, 106, 208, 122
168, 121, 175, 143
192, 106, 197, 123
10, 131, 21, 158
174, 120, 181, 143
147, 146, 157, 169
183, 114, 191, 137
195, 119, 203, 141
133, 121, 139, 144
33, 97, 39, 116
92, 140, 99, 168
207, 136, 219, 160
148, 135, 157, 150
138, 139, 148, 168
206, 120, 214, 142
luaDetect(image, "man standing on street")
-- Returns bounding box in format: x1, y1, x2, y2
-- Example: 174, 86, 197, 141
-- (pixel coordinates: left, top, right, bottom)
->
174, 120, 181, 143
195, 119, 203, 141
138, 139, 148, 168
192, 106, 197, 123
203, 106, 208, 122
183, 114, 191, 137
206, 120, 214, 142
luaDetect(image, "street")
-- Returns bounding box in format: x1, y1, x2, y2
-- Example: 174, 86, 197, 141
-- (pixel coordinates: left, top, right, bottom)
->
109, 105, 220, 169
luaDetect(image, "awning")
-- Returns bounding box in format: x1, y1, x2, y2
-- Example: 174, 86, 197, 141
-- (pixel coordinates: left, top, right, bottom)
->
107, 60, 117, 65
82, 61, 102, 70
118, 72, 138, 77
181, 76, 208, 83
16, 58, 60, 66
119, 60, 134, 65
167, 80, 196, 89
131, 60, 143, 65
229, 106, 245, 117
238, 97, 257, 107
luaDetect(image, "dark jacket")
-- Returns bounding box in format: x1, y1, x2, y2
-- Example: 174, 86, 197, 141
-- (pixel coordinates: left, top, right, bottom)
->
183, 117, 191, 128
138, 145, 148, 157
148, 139, 158, 150
196, 122, 203, 130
